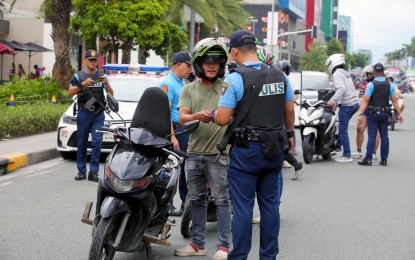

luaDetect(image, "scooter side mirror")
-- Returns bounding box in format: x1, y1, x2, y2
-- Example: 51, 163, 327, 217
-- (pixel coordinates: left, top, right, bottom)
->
107, 93, 119, 113
181, 120, 200, 134
294, 89, 302, 95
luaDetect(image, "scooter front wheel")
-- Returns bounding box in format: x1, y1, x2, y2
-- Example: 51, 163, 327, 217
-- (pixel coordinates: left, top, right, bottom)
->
89, 217, 117, 260
180, 195, 193, 238
302, 135, 315, 164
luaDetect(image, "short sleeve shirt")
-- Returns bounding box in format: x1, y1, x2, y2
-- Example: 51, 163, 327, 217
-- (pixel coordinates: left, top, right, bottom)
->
69, 69, 110, 90
178, 80, 227, 154
218, 62, 295, 108
159, 72, 185, 123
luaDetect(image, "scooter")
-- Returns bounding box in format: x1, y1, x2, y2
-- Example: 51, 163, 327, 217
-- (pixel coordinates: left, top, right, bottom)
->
388, 101, 397, 131
81, 87, 199, 260
298, 89, 337, 164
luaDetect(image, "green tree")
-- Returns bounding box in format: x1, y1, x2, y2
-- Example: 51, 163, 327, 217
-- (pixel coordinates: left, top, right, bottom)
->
299, 41, 328, 72
350, 51, 368, 68
326, 38, 344, 56
71, 0, 174, 63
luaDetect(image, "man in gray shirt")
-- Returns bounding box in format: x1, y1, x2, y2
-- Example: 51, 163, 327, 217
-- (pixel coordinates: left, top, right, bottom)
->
326, 54, 359, 162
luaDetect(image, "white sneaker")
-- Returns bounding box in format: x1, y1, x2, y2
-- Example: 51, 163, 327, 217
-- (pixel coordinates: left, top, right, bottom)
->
291, 163, 304, 180
335, 156, 353, 162
283, 161, 293, 168
174, 244, 207, 256
211, 249, 228, 260
351, 151, 363, 159
372, 154, 378, 160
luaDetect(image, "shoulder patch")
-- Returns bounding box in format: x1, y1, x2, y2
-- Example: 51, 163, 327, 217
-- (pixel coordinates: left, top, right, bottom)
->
161, 85, 168, 93
221, 82, 230, 96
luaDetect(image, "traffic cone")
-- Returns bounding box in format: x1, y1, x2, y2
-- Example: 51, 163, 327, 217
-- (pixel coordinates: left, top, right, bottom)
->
9, 94, 15, 108
52, 95, 56, 105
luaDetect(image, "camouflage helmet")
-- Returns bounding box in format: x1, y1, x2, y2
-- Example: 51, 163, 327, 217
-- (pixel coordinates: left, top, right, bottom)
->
192, 38, 228, 81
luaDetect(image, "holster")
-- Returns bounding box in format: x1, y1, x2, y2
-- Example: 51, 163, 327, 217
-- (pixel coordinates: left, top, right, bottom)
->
257, 129, 287, 160
234, 127, 249, 148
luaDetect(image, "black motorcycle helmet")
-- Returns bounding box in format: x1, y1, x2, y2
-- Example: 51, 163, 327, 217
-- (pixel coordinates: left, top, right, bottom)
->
278, 60, 292, 75
191, 38, 228, 81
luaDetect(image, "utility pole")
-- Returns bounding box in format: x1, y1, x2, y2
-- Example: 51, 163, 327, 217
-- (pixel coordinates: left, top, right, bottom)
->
270, 0, 275, 54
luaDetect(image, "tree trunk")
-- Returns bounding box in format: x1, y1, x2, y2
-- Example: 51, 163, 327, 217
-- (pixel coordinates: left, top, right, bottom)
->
121, 39, 133, 64
51, 0, 72, 90
138, 46, 149, 64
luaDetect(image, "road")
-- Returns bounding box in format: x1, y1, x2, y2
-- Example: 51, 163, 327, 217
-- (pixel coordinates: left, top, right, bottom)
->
1, 95, 415, 260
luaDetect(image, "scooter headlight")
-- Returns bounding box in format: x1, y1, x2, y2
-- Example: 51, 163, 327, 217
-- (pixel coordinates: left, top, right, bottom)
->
105, 165, 154, 192
311, 119, 320, 125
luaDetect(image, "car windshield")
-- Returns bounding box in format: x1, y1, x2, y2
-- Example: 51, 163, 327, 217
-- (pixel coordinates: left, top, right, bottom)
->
109, 77, 160, 102
302, 75, 330, 90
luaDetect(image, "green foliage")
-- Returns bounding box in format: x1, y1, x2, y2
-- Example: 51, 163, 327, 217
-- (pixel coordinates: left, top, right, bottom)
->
0, 77, 68, 106
327, 38, 345, 56
71, 0, 171, 53
299, 41, 328, 72
0, 103, 68, 139
350, 52, 369, 68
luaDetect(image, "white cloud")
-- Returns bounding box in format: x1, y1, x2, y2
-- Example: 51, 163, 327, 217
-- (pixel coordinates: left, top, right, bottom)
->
339, 0, 415, 63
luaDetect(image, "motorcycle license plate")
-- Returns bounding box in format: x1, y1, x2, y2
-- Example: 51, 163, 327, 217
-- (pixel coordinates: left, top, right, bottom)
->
88, 133, 114, 142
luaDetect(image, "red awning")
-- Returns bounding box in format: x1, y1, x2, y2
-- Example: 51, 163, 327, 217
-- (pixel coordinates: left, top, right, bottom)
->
0, 42, 14, 54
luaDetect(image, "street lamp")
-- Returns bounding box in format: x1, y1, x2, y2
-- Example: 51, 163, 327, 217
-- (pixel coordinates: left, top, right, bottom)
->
250, 16, 258, 36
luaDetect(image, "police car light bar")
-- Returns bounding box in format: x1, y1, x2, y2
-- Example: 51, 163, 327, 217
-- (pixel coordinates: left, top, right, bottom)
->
103, 64, 169, 72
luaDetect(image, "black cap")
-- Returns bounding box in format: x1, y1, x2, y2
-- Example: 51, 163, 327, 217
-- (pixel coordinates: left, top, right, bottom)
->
172, 52, 192, 65
373, 63, 384, 72
228, 30, 256, 52
85, 49, 99, 60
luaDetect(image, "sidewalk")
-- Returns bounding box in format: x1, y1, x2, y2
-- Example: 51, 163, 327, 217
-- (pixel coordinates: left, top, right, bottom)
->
0, 131, 59, 175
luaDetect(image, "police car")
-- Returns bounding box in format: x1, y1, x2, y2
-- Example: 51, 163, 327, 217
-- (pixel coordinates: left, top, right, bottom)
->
57, 64, 169, 159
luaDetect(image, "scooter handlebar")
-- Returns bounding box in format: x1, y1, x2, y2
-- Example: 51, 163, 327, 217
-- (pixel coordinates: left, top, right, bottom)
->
172, 148, 188, 159
100, 126, 114, 133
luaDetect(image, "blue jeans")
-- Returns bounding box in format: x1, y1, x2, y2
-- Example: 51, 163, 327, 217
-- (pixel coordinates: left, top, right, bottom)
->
228, 142, 283, 260
337, 103, 359, 157
365, 112, 389, 160
174, 124, 189, 204
185, 154, 231, 249
76, 109, 105, 174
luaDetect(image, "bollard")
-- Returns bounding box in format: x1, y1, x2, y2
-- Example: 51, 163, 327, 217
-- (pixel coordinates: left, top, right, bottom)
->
52, 95, 56, 105
9, 94, 15, 108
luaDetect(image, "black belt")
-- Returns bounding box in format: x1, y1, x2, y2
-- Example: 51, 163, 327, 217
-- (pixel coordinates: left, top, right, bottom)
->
249, 130, 260, 141
80, 105, 99, 112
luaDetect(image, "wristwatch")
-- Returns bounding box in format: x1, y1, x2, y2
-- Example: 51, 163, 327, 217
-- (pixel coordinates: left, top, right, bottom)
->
287, 129, 294, 138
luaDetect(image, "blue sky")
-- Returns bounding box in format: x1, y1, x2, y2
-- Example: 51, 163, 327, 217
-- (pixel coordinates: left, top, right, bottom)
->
339, 0, 415, 63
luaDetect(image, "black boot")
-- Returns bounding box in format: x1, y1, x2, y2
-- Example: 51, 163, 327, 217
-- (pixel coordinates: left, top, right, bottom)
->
380, 160, 387, 166
358, 159, 372, 166
74, 171, 86, 181
88, 172, 99, 182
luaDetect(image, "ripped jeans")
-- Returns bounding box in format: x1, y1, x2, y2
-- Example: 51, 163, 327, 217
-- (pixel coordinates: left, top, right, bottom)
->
185, 154, 231, 249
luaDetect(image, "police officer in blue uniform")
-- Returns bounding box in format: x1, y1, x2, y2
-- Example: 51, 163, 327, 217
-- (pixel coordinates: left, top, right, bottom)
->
159, 52, 193, 216
68, 49, 114, 182
357, 63, 403, 166
214, 30, 295, 260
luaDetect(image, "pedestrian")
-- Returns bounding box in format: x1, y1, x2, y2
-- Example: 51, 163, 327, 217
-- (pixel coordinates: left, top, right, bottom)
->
159, 51, 193, 216
351, 65, 380, 160
357, 63, 403, 166
326, 53, 359, 162
17, 64, 25, 79
31, 64, 42, 79
386, 74, 405, 114
68, 49, 114, 182
8, 63, 15, 80
174, 38, 231, 260
278, 59, 304, 180
213, 30, 295, 259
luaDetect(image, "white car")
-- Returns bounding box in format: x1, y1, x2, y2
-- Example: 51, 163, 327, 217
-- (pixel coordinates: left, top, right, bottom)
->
289, 71, 332, 127
57, 65, 167, 159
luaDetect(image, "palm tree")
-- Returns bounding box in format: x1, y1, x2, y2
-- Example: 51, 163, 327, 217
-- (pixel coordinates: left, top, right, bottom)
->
299, 41, 328, 72
49, 0, 72, 90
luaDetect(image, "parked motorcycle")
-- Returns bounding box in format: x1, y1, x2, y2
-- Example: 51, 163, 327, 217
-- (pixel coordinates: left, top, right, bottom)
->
81, 87, 199, 260
298, 89, 337, 164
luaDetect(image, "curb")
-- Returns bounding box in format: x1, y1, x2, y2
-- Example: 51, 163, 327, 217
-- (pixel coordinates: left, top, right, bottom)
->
0, 148, 59, 175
